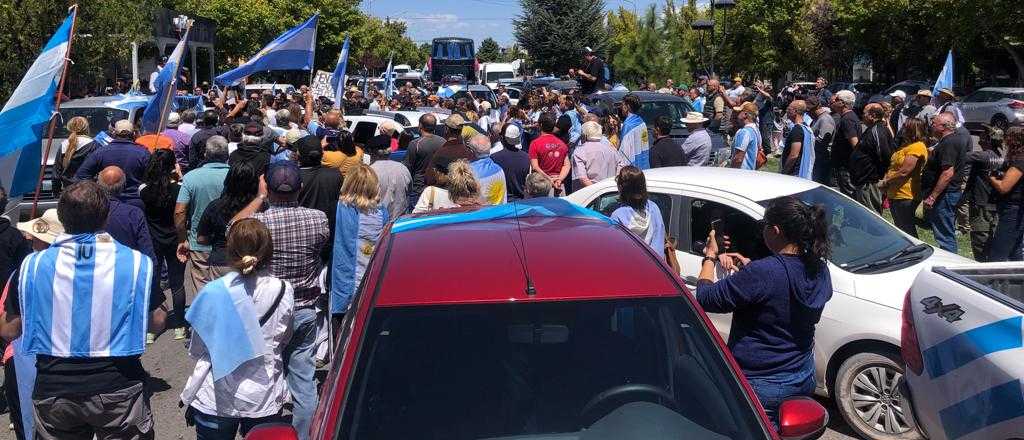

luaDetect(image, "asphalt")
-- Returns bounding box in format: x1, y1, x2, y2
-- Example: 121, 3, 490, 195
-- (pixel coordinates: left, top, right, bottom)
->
0, 330, 861, 440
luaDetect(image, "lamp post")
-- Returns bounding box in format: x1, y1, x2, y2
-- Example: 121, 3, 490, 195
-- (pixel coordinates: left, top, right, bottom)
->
690, 0, 736, 77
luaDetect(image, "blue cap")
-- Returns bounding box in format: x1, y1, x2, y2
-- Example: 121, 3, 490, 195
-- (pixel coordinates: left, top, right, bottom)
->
266, 161, 301, 194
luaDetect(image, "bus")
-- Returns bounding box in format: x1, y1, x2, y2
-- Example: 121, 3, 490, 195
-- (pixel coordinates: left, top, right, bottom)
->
428, 37, 476, 83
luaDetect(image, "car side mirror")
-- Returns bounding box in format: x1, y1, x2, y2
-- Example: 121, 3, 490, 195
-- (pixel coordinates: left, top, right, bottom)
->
778, 396, 828, 440
244, 423, 298, 440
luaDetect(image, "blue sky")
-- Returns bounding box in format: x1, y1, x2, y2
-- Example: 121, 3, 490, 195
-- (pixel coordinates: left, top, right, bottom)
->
368, 0, 708, 46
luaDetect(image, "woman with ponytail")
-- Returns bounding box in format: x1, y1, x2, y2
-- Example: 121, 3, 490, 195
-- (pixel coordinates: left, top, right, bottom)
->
182, 218, 295, 439
694, 196, 833, 429
53, 116, 94, 194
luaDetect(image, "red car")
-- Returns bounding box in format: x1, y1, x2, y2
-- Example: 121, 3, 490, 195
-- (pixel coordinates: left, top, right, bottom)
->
247, 199, 828, 440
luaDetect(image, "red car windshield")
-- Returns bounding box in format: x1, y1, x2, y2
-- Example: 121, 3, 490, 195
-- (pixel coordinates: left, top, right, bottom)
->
338, 298, 767, 440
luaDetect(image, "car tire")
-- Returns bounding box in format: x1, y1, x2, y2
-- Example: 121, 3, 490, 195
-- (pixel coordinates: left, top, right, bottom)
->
992, 115, 1009, 132
834, 351, 924, 440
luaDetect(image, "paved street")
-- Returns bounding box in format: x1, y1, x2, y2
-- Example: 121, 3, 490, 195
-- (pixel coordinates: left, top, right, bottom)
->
0, 333, 861, 440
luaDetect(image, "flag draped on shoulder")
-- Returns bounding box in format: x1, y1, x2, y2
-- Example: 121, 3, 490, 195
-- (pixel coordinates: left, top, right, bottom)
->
19, 233, 152, 357
185, 272, 267, 380
215, 14, 319, 86
142, 24, 190, 134
795, 123, 815, 180
331, 204, 388, 315
331, 36, 350, 109
470, 157, 507, 205
0, 10, 75, 197
619, 113, 650, 169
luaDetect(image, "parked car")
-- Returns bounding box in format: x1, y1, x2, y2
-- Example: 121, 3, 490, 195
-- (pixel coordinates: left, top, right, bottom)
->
868, 80, 932, 106
565, 166, 974, 440
900, 263, 1024, 440
829, 82, 886, 112
343, 114, 405, 147
246, 199, 829, 440
956, 87, 1024, 131
582, 91, 724, 159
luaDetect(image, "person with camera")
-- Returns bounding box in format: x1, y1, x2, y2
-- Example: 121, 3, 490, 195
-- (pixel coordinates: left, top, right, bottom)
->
962, 125, 1004, 261
694, 196, 832, 428
987, 126, 1024, 261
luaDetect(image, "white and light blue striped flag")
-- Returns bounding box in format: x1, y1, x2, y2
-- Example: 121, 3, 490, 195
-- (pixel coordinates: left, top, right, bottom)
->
331, 205, 388, 315
142, 24, 190, 134
931, 49, 954, 99
0, 9, 75, 198
470, 157, 507, 205
383, 56, 395, 99
19, 233, 152, 357
619, 113, 650, 169
186, 272, 267, 380
331, 35, 350, 109
215, 14, 319, 86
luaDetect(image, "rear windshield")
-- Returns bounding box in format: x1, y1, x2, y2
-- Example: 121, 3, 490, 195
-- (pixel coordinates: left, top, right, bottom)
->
432, 40, 475, 60
339, 298, 766, 440
55, 107, 129, 138
638, 101, 694, 128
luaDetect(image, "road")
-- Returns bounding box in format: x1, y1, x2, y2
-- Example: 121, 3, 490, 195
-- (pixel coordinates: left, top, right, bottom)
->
0, 333, 861, 439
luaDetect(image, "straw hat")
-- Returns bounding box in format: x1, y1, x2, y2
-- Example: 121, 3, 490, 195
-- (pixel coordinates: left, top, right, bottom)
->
17, 209, 63, 244
916, 89, 933, 98
681, 112, 709, 124
938, 88, 955, 98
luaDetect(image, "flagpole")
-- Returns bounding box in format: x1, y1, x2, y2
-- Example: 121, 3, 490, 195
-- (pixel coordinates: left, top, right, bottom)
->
309, 12, 319, 86
156, 21, 193, 136
31, 4, 79, 219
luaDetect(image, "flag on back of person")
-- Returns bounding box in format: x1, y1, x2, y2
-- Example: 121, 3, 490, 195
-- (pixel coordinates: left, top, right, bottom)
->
931, 50, 953, 101
142, 23, 191, 134
0, 9, 75, 198
331, 205, 388, 315
186, 272, 267, 380
215, 14, 319, 86
331, 35, 350, 109
619, 113, 650, 169
19, 233, 152, 357
470, 157, 507, 205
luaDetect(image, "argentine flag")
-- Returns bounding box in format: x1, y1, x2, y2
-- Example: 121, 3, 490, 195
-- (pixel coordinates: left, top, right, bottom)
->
0, 10, 74, 197
19, 233, 152, 357
931, 50, 954, 99
383, 56, 395, 99
142, 25, 190, 134
619, 113, 650, 169
793, 123, 815, 180
215, 14, 319, 86
470, 157, 507, 205
331, 204, 388, 314
331, 36, 351, 109
186, 272, 267, 380
437, 85, 459, 99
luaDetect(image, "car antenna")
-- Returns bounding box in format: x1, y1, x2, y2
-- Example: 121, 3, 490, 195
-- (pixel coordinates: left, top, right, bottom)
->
510, 201, 537, 296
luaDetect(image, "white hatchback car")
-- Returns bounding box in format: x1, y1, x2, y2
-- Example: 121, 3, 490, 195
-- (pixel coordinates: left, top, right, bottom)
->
565, 167, 971, 440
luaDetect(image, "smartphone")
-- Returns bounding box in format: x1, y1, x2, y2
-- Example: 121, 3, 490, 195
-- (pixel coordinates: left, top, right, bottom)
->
709, 219, 726, 250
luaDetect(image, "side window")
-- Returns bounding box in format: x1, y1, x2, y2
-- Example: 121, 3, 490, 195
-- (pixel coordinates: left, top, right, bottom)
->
688, 199, 770, 260
352, 121, 378, 146
588, 192, 672, 225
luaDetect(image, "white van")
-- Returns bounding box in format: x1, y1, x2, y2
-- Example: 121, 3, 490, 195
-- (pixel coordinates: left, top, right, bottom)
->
480, 62, 518, 89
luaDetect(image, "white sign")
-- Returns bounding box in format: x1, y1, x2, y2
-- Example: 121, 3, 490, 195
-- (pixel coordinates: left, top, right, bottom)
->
310, 70, 335, 99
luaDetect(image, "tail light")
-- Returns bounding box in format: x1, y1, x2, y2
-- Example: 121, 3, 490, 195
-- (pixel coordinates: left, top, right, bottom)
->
900, 289, 924, 375
1008, 100, 1024, 110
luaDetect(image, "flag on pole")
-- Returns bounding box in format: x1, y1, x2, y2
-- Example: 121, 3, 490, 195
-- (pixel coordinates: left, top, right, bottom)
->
331, 36, 350, 109
215, 14, 319, 86
0, 10, 75, 198
383, 56, 395, 98
141, 23, 190, 134
932, 50, 954, 99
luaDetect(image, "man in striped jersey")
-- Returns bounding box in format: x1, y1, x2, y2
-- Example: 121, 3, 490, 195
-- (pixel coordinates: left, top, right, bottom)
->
0, 181, 167, 440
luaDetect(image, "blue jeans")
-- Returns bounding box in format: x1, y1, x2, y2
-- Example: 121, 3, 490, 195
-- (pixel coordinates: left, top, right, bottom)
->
283, 307, 319, 440
194, 411, 283, 440
928, 190, 962, 253
989, 203, 1024, 261
747, 365, 816, 431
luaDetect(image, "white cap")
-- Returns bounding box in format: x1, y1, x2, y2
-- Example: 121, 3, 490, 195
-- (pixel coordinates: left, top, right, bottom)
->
113, 119, 134, 136
504, 124, 522, 140
889, 90, 907, 100
167, 112, 181, 127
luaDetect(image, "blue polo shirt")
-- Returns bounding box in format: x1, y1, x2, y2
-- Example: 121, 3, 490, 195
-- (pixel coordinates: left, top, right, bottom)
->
73, 140, 151, 193
176, 162, 230, 251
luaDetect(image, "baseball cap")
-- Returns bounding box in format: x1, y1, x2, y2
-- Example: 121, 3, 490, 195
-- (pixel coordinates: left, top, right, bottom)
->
889, 90, 907, 100
444, 113, 465, 130
113, 119, 134, 136
285, 128, 304, 146
504, 124, 522, 141
583, 47, 594, 54
265, 161, 302, 194
167, 112, 181, 128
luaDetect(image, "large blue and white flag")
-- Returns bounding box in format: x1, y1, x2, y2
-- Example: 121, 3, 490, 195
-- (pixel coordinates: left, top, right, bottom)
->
932, 50, 954, 99
215, 14, 319, 86
186, 272, 267, 380
19, 233, 152, 357
0, 10, 75, 198
331, 205, 388, 314
470, 157, 507, 205
331, 35, 350, 109
142, 25, 190, 134
383, 56, 395, 99
619, 113, 650, 169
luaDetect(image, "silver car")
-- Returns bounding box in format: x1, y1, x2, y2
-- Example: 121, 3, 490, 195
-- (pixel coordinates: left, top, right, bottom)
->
957, 87, 1024, 131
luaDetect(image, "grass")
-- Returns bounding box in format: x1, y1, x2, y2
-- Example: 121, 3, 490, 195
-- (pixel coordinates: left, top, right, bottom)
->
762, 155, 975, 260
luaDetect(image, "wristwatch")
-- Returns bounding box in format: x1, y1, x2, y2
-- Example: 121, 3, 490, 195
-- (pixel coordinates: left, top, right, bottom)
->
702, 255, 717, 264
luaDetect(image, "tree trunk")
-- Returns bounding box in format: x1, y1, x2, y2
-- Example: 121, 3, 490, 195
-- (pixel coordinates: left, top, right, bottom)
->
1002, 40, 1024, 86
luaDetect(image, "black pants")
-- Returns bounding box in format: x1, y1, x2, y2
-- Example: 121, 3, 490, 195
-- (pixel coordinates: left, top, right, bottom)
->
4, 362, 24, 440
989, 203, 1024, 262
154, 242, 186, 327
890, 199, 919, 238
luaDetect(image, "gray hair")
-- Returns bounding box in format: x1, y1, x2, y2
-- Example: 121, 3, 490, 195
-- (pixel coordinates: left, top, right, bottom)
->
379, 120, 396, 135
468, 134, 491, 157
206, 135, 229, 162
241, 134, 263, 146
525, 173, 552, 198
835, 90, 856, 107
581, 121, 603, 141
275, 109, 291, 128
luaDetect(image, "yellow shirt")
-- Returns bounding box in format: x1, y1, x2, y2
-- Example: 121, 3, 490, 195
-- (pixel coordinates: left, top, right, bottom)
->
322, 148, 364, 177
885, 141, 928, 200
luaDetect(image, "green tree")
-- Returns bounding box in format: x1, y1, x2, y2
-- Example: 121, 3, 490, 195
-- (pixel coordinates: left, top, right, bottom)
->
514, 0, 608, 74
478, 37, 503, 63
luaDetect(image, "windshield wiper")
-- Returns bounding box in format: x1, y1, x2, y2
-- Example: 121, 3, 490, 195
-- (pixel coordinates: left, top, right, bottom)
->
843, 243, 930, 273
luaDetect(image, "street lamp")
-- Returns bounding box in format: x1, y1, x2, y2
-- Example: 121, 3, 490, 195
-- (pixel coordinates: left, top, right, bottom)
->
691, 0, 736, 77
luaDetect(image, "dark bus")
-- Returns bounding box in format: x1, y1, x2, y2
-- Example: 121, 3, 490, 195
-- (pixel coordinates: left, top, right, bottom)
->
428, 37, 476, 83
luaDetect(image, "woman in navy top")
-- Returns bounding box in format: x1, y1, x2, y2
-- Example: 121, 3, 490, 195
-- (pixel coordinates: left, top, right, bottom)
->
695, 196, 833, 428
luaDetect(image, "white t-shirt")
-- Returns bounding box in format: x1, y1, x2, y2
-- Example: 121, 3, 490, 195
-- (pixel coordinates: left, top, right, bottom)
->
412, 186, 458, 213
183, 273, 295, 418
60, 136, 94, 157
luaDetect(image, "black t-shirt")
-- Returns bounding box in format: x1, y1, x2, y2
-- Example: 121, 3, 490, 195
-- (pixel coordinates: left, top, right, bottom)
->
650, 136, 685, 168
229, 145, 271, 176
4, 270, 151, 398
964, 150, 1000, 207
0, 219, 31, 287
849, 123, 891, 185
492, 148, 531, 200
997, 160, 1024, 205
922, 134, 968, 195
197, 197, 231, 266
581, 58, 606, 94
139, 182, 182, 249
780, 125, 807, 176
830, 111, 862, 169
404, 134, 445, 195
299, 165, 344, 262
